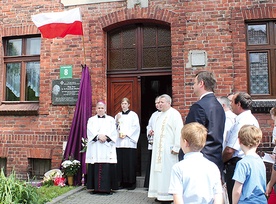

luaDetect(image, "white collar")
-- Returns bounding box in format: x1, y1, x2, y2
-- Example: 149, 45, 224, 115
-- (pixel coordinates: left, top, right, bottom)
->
200, 92, 213, 100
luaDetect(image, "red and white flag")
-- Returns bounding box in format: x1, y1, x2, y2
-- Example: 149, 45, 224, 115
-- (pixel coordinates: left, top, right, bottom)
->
31, 8, 83, 39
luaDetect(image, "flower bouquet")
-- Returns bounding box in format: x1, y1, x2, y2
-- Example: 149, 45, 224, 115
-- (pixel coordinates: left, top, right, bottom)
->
43, 169, 64, 186
61, 159, 81, 177
80, 137, 88, 153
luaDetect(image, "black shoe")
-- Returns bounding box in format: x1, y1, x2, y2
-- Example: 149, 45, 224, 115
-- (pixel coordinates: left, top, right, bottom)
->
90, 191, 113, 195
154, 199, 172, 203
127, 183, 136, 190
127, 186, 136, 190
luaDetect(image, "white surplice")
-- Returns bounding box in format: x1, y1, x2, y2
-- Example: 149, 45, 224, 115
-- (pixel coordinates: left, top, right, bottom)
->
148, 107, 183, 201
115, 111, 140, 149
85, 114, 117, 164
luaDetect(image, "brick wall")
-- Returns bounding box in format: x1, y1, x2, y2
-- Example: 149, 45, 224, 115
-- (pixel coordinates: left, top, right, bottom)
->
0, 0, 275, 179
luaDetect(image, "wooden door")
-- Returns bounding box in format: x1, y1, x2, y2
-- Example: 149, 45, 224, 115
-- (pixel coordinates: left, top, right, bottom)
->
107, 76, 141, 118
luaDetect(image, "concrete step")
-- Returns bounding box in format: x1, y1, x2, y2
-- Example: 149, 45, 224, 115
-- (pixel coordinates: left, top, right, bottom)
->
136, 176, 145, 188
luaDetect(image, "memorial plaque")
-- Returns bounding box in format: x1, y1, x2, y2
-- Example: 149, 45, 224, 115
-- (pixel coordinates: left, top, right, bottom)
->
52, 78, 80, 105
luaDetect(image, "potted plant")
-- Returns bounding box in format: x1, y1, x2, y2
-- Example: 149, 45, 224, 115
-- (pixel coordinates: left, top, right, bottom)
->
61, 159, 81, 186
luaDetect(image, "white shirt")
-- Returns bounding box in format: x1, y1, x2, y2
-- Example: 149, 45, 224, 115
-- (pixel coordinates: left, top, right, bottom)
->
222, 110, 236, 150
272, 126, 276, 144
169, 152, 222, 204
225, 110, 259, 158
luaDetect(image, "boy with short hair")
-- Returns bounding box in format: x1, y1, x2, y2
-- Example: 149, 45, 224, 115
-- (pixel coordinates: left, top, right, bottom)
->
232, 125, 266, 204
168, 122, 223, 204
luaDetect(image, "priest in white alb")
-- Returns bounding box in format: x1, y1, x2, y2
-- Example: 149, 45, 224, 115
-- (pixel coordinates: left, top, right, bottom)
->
148, 94, 184, 202
85, 101, 118, 194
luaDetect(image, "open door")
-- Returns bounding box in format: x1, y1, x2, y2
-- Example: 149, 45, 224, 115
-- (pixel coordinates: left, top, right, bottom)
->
107, 77, 141, 118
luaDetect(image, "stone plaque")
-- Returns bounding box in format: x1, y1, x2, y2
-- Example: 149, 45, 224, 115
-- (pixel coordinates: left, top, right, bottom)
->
52, 78, 80, 105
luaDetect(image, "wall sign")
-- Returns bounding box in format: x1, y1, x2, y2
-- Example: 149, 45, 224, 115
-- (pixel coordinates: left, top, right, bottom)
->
60, 65, 73, 79
52, 78, 80, 105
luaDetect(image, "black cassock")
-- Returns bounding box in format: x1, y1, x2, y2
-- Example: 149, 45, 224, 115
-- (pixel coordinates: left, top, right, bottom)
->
87, 163, 118, 194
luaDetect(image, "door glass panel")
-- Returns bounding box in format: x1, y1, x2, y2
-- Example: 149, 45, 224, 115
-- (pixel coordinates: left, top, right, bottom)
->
158, 47, 171, 67
143, 26, 171, 69
6, 63, 21, 101
109, 50, 121, 70
122, 48, 136, 69
143, 27, 156, 46
249, 52, 269, 94
108, 27, 136, 70
143, 48, 157, 67
108, 24, 171, 71
158, 27, 171, 46
110, 31, 121, 49
122, 27, 135, 48
247, 24, 267, 45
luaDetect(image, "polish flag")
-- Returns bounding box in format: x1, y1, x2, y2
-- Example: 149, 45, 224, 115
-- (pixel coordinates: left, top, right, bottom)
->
31, 8, 83, 39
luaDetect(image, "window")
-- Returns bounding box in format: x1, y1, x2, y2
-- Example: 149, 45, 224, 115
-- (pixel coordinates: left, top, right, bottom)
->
3, 36, 41, 101
246, 22, 276, 98
28, 158, 51, 180
0, 158, 7, 175
107, 24, 171, 73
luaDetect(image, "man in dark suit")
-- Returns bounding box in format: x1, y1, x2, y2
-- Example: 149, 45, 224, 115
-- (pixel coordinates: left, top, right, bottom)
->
179, 71, 225, 174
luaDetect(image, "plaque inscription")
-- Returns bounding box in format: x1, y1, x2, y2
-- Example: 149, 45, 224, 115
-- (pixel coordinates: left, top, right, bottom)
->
52, 78, 80, 105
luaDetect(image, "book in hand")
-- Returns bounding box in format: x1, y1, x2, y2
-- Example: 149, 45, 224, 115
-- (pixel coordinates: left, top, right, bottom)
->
262, 153, 275, 164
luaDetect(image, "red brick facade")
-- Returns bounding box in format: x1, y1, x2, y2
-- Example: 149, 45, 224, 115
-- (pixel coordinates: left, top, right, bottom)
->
0, 0, 275, 179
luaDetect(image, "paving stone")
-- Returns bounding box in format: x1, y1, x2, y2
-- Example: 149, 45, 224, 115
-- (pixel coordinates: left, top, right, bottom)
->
48, 187, 168, 204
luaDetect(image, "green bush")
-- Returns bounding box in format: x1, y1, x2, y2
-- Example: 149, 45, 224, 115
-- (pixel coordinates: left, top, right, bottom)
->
0, 168, 76, 204
0, 168, 40, 204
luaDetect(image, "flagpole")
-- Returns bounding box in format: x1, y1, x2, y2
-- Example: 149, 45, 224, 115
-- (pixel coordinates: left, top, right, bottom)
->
82, 35, 86, 65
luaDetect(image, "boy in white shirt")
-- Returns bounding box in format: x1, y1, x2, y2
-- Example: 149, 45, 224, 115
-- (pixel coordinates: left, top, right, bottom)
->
169, 122, 223, 204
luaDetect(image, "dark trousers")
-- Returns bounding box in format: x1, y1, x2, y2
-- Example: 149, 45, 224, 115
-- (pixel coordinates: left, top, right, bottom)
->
225, 157, 241, 204
144, 150, 152, 188
116, 148, 137, 186
178, 148, 184, 161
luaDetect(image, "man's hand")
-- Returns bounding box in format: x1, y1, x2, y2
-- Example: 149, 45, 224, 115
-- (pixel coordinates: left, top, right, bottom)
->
222, 146, 235, 163
98, 134, 107, 143
171, 150, 178, 155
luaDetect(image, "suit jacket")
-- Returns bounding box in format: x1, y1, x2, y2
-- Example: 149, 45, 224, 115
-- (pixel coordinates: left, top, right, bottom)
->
179, 93, 225, 173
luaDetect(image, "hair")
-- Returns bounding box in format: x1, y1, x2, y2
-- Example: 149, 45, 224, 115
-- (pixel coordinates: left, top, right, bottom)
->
238, 125, 262, 148
233, 92, 252, 110
181, 122, 207, 152
227, 92, 235, 101
217, 96, 231, 108
270, 107, 276, 117
159, 94, 172, 105
96, 101, 106, 108
195, 71, 216, 92
121, 97, 130, 104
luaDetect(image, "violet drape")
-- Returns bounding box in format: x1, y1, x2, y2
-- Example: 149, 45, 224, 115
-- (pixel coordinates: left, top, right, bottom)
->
63, 65, 92, 185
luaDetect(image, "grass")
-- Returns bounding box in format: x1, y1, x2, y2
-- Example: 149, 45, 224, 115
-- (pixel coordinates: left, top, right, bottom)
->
36, 185, 76, 203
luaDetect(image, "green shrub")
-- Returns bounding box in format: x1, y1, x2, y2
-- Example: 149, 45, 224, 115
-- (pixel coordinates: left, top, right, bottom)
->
0, 168, 40, 204
0, 168, 76, 204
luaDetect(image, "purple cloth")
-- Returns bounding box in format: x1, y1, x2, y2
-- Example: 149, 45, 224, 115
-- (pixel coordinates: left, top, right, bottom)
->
63, 65, 92, 185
